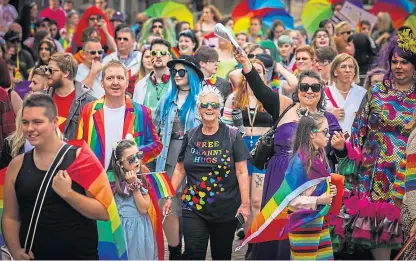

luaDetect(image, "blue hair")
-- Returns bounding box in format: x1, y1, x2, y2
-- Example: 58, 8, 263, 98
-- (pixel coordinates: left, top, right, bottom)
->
162, 64, 201, 125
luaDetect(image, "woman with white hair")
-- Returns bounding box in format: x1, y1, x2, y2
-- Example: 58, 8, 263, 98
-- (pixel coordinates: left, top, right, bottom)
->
163, 86, 251, 260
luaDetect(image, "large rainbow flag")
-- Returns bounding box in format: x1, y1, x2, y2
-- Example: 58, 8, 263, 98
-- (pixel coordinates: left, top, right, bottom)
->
237, 152, 343, 250
66, 140, 127, 259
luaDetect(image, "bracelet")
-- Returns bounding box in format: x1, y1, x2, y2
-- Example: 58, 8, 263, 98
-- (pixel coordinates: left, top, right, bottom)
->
127, 180, 141, 192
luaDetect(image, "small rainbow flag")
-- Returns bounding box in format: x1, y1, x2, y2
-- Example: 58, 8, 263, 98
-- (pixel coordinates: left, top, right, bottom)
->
144, 171, 175, 199
171, 47, 181, 59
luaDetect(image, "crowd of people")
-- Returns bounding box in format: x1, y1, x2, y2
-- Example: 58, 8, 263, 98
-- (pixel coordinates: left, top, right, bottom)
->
0, 0, 415, 260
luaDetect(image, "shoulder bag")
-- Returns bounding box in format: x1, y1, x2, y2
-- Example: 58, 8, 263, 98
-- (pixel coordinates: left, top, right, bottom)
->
250, 103, 296, 170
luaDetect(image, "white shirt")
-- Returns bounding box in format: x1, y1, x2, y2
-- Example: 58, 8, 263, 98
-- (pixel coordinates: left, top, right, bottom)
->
132, 74, 150, 104
104, 105, 125, 170
75, 63, 105, 98
325, 83, 367, 134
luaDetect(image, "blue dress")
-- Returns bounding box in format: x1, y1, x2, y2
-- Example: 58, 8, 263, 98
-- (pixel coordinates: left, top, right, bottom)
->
114, 185, 157, 260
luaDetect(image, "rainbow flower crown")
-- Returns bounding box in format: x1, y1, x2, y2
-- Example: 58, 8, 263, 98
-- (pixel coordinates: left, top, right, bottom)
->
398, 29, 416, 55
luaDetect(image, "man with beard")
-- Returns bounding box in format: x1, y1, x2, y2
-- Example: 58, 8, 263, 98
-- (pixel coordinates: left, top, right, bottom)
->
133, 39, 172, 116
75, 39, 105, 98
103, 26, 141, 96
47, 53, 96, 140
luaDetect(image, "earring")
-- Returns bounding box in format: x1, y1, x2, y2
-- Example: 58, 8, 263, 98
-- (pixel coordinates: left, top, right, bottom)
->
413, 73, 416, 80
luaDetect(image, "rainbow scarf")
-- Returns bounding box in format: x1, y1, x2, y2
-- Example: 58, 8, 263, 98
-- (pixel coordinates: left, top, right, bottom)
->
76, 97, 162, 165
237, 151, 332, 250
66, 140, 127, 259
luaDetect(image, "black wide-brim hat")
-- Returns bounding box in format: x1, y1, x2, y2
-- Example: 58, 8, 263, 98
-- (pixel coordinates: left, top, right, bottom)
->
167, 55, 204, 80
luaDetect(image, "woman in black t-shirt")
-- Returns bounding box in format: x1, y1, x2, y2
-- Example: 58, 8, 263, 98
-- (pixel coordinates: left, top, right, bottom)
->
163, 86, 251, 260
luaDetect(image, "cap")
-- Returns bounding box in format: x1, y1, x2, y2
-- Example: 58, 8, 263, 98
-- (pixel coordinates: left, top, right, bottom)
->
110, 11, 125, 22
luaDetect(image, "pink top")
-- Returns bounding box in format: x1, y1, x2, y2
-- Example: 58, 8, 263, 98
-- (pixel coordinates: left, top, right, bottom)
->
39, 7, 66, 29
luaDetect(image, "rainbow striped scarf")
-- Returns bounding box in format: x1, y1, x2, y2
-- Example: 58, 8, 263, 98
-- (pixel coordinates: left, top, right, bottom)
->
237, 151, 331, 250
66, 140, 127, 259
76, 97, 162, 165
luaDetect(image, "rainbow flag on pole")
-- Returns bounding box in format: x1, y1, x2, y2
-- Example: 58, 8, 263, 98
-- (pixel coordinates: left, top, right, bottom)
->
144, 171, 175, 199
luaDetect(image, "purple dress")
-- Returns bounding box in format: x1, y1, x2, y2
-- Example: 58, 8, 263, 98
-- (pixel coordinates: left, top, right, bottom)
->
251, 112, 341, 260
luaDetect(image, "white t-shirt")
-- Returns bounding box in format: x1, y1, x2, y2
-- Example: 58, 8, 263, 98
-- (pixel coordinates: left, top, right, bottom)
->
75, 63, 105, 98
104, 105, 125, 170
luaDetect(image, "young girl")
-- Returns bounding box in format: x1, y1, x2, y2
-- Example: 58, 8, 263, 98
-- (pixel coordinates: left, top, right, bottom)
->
287, 110, 337, 260
109, 138, 158, 260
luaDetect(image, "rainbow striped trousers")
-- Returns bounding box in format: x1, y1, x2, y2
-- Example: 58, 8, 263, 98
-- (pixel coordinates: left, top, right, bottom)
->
289, 216, 333, 260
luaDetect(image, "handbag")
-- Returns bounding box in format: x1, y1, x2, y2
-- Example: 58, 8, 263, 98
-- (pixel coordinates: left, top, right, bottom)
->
1, 144, 72, 260
250, 103, 296, 170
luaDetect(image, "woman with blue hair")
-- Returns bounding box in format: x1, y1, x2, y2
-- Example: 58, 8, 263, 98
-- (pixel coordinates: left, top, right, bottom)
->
154, 55, 204, 259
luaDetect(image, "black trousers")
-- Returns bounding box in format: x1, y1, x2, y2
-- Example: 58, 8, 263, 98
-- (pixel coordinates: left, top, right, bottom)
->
182, 210, 237, 260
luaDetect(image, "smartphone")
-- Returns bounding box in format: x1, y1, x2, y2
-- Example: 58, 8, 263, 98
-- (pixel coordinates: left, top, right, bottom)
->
236, 213, 245, 225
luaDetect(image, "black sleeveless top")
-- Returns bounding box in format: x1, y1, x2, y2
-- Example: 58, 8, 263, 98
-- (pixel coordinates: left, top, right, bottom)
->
15, 147, 99, 260
241, 107, 273, 128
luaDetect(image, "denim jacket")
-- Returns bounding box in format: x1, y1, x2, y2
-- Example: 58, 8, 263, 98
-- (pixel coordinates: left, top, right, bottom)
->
154, 93, 200, 171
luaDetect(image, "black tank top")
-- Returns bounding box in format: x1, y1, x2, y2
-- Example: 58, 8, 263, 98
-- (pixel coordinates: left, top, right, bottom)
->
15, 147, 99, 260
242, 107, 273, 128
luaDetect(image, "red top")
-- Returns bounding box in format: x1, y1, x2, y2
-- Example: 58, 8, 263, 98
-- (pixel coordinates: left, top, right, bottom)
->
53, 90, 75, 133
39, 7, 67, 29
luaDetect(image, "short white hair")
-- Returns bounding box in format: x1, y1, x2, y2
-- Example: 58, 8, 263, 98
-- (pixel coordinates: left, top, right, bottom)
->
197, 85, 224, 110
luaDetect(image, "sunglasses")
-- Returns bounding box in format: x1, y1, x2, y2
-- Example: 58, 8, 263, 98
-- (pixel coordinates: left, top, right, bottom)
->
89, 16, 102, 21
117, 37, 129, 42
151, 50, 169, 57
8, 39, 20, 43
296, 57, 310, 61
200, 102, 220, 109
88, 49, 104, 55
152, 24, 163, 29
313, 128, 329, 136
121, 152, 144, 165
39, 47, 50, 51
171, 68, 187, 77
341, 30, 354, 35
299, 83, 322, 93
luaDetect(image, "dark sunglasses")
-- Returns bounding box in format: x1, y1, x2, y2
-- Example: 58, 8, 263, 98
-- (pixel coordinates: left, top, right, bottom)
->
39, 47, 50, 51
313, 128, 329, 136
151, 50, 169, 57
117, 37, 129, 42
171, 68, 187, 77
247, 54, 256, 59
121, 152, 144, 165
296, 57, 310, 61
341, 30, 354, 35
299, 83, 322, 93
152, 24, 163, 29
88, 49, 104, 55
89, 15, 102, 21
200, 102, 220, 109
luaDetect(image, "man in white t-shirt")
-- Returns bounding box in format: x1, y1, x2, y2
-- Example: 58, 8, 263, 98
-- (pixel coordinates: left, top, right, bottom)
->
77, 60, 162, 171
75, 39, 105, 98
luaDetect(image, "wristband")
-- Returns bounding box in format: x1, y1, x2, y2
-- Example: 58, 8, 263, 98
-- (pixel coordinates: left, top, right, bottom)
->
127, 180, 141, 192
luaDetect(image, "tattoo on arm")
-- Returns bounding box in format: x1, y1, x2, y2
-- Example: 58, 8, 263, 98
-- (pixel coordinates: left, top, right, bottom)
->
255, 175, 264, 188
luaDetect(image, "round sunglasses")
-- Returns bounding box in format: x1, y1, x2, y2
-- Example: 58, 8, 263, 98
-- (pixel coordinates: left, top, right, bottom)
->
151, 50, 169, 57
171, 68, 187, 77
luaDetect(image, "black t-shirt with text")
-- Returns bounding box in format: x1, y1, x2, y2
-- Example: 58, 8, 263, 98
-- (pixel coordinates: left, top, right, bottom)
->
178, 122, 250, 222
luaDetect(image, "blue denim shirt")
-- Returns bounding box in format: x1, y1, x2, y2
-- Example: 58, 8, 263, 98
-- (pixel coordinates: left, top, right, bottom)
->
154, 93, 201, 172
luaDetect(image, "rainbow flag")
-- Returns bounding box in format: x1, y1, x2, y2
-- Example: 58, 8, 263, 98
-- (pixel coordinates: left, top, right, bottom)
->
171, 47, 181, 59
237, 151, 332, 250
145, 171, 175, 199
66, 140, 127, 260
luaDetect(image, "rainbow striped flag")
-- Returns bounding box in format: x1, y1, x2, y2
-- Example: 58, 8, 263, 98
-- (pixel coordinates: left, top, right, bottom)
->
144, 171, 175, 199
66, 140, 127, 260
237, 151, 332, 251
171, 47, 181, 59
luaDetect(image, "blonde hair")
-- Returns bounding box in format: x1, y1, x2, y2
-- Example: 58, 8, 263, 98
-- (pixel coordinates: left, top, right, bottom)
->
234, 59, 266, 112
102, 60, 128, 79
49, 53, 78, 80
31, 65, 52, 80
335, 21, 350, 36
377, 12, 393, 32
329, 53, 360, 84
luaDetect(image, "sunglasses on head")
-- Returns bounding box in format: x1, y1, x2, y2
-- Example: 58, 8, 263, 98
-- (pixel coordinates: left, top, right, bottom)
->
299, 83, 322, 93
171, 68, 187, 77
88, 49, 104, 55
152, 24, 163, 29
122, 152, 144, 165
200, 102, 220, 109
151, 50, 169, 57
